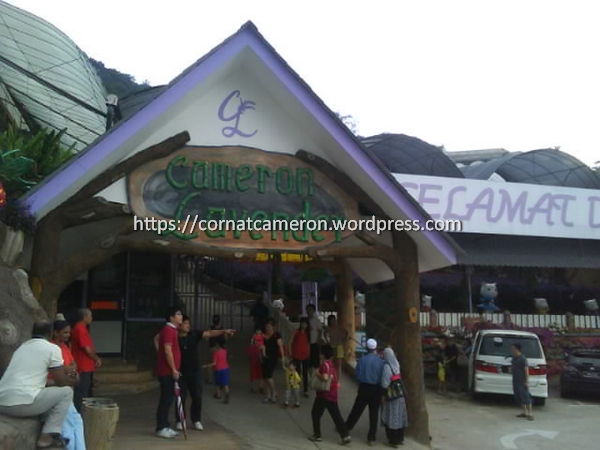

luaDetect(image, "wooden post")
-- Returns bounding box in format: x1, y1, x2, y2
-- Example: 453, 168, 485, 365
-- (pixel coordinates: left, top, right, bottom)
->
82, 398, 119, 450
391, 230, 430, 446
335, 258, 356, 361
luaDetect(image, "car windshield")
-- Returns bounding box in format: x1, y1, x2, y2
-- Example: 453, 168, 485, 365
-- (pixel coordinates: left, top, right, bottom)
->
479, 335, 543, 359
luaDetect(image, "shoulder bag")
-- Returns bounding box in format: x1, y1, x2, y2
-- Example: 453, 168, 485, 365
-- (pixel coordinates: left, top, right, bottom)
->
385, 363, 406, 400
310, 361, 333, 391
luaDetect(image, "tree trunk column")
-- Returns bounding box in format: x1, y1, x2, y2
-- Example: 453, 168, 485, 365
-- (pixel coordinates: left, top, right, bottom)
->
392, 231, 430, 446
335, 258, 355, 362
30, 212, 63, 318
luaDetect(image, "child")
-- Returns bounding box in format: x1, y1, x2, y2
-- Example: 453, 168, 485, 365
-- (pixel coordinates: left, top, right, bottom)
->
436, 355, 446, 394
284, 361, 302, 407
252, 327, 266, 361
247, 336, 264, 394
205, 344, 230, 404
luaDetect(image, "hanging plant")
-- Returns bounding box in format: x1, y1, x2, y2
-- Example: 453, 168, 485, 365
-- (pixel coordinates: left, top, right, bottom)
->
0, 198, 36, 235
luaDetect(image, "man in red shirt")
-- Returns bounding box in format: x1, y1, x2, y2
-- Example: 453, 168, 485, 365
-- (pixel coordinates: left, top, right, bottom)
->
70, 308, 102, 412
155, 307, 183, 439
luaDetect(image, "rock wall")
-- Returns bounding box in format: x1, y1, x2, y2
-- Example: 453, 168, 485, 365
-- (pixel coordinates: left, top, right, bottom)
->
0, 264, 47, 376
0, 225, 47, 449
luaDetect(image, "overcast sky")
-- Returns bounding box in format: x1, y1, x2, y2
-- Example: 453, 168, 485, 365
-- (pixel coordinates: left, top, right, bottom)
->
7, 0, 600, 166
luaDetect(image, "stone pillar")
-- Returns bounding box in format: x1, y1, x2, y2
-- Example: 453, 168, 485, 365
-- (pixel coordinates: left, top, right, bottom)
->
391, 231, 430, 446
335, 259, 356, 362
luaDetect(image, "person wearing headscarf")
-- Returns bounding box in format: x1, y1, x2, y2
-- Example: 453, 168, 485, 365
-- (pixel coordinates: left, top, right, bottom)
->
381, 347, 408, 448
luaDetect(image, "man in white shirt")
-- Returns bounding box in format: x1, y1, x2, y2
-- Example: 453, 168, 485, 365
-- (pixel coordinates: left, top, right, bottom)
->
0, 321, 76, 448
306, 304, 324, 369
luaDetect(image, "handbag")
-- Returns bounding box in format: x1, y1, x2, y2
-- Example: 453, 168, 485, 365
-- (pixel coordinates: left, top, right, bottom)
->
310, 361, 333, 391
385, 364, 405, 400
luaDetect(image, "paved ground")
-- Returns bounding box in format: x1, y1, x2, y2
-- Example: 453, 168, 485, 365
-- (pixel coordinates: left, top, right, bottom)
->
111, 325, 600, 450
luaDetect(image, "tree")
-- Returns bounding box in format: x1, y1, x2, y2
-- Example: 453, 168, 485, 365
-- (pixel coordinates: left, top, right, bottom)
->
89, 58, 151, 98
335, 112, 359, 135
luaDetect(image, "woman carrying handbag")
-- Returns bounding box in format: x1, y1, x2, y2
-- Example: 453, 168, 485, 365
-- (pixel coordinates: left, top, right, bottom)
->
381, 347, 409, 448
308, 345, 351, 446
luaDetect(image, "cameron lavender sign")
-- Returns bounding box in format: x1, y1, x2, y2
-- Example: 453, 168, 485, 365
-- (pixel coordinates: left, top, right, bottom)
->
394, 174, 600, 240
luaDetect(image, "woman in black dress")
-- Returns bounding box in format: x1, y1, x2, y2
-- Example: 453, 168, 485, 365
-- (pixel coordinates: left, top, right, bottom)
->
261, 318, 285, 403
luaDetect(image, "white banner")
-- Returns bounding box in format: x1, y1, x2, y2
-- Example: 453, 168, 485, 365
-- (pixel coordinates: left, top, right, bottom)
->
394, 174, 600, 240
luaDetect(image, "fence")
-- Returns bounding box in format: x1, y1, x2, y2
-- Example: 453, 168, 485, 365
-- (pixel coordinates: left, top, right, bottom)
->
317, 310, 367, 328
419, 311, 600, 330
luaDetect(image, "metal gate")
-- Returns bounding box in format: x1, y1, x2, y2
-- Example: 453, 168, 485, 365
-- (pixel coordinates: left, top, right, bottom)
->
173, 256, 248, 330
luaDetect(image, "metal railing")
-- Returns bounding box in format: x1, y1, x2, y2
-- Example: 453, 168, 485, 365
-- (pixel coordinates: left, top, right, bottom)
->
419, 311, 600, 329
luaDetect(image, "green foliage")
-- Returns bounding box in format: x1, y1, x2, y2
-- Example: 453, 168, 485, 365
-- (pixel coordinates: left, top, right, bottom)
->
89, 58, 151, 98
0, 125, 75, 198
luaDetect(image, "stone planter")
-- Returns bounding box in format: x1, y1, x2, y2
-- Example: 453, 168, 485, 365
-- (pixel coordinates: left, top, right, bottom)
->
0, 226, 24, 267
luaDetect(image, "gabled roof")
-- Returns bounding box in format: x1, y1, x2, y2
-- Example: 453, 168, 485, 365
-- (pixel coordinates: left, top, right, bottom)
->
23, 21, 458, 267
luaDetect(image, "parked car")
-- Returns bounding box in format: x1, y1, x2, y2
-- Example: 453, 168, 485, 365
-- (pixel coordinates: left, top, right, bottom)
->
560, 349, 600, 398
468, 330, 548, 406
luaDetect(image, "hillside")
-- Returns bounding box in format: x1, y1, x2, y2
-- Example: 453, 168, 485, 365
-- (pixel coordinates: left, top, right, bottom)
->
89, 58, 151, 99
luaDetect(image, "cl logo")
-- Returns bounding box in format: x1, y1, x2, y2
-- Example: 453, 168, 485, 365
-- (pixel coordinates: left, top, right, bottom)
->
217, 90, 257, 138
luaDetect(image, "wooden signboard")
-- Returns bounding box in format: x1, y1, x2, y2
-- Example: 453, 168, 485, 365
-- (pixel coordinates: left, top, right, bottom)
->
127, 146, 361, 250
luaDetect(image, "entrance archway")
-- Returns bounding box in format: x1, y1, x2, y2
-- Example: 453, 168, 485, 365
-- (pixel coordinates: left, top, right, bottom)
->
28, 131, 434, 444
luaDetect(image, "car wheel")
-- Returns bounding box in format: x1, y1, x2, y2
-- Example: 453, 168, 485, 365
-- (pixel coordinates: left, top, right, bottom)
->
534, 397, 546, 406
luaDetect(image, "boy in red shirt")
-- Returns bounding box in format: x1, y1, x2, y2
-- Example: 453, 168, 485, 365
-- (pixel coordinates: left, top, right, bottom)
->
155, 307, 183, 439
70, 308, 101, 413
206, 343, 230, 404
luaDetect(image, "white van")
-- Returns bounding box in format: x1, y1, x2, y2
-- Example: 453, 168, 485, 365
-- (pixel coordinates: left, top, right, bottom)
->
468, 330, 548, 405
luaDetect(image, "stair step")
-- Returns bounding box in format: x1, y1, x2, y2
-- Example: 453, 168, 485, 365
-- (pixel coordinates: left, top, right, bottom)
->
96, 363, 139, 374
94, 370, 154, 384
94, 380, 157, 396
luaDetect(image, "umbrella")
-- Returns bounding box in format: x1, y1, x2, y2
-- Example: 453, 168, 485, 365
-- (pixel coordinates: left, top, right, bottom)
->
174, 381, 187, 440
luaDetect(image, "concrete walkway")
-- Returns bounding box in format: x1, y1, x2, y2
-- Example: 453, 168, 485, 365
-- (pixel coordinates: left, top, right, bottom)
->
110, 324, 583, 450
111, 323, 429, 450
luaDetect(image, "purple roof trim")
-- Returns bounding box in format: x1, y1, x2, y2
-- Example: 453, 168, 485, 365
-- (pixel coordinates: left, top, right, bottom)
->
26, 22, 455, 263
26, 32, 248, 215
242, 32, 456, 263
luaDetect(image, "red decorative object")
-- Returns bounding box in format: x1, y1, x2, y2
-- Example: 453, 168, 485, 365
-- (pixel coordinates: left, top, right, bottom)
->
0, 181, 5, 208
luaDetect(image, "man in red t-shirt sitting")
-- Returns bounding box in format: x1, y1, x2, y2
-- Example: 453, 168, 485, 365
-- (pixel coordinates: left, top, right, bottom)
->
70, 308, 102, 412
155, 307, 183, 439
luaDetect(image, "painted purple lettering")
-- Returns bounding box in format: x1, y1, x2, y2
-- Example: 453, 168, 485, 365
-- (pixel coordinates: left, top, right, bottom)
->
527, 193, 556, 226
464, 188, 495, 222
417, 184, 441, 219
588, 196, 600, 228
218, 90, 258, 138
444, 186, 468, 220
492, 190, 529, 224
552, 194, 575, 227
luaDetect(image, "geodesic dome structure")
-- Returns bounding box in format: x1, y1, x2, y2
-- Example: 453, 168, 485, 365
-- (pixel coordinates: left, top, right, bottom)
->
0, 0, 107, 151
